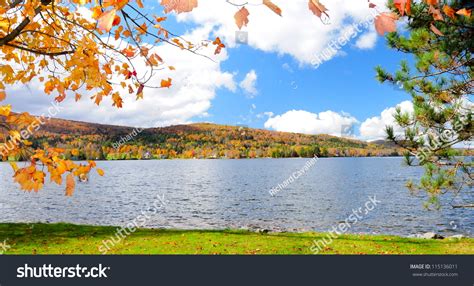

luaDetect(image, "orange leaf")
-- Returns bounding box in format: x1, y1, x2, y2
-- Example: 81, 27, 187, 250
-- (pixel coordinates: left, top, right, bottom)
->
425, 0, 437, 5
136, 0, 144, 8
65, 173, 75, 197
212, 37, 225, 54
308, 0, 329, 18
98, 9, 117, 32
374, 12, 398, 35
234, 7, 250, 30
429, 5, 444, 21
456, 8, 471, 17
430, 23, 444, 36
394, 0, 411, 16
0, 104, 11, 116
442, 5, 455, 19
161, 0, 198, 14
160, 78, 172, 88
0, 90, 5, 101
263, 0, 282, 16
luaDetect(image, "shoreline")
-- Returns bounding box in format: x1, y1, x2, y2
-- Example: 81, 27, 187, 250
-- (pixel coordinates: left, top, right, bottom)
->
1, 223, 472, 255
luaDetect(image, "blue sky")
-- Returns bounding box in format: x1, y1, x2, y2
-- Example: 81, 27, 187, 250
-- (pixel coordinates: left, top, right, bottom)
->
211, 38, 411, 127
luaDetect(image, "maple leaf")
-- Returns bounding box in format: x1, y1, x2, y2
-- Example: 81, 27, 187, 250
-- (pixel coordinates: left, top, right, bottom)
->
212, 37, 225, 55
456, 8, 471, 17
0, 90, 5, 102
234, 7, 250, 30
429, 5, 444, 21
308, 0, 329, 18
0, 104, 11, 116
425, 0, 438, 5
161, 78, 172, 88
375, 13, 398, 35
443, 5, 456, 19
98, 9, 117, 32
394, 0, 411, 16
263, 0, 282, 16
65, 173, 75, 197
161, 0, 198, 14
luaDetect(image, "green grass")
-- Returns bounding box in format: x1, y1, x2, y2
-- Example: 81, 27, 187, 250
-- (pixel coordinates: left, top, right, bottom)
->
0, 223, 472, 255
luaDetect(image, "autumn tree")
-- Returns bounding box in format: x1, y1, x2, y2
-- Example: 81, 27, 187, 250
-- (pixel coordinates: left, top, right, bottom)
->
377, 0, 473, 209
0, 0, 334, 195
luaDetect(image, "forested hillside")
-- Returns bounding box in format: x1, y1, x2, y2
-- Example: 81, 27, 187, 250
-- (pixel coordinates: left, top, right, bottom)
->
0, 116, 411, 161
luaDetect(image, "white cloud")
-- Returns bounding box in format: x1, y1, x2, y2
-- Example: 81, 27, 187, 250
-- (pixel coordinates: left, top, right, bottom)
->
359, 101, 414, 141
239, 70, 258, 96
264, 110, 359, 136
355, 31, 377, 49
177, 0, 387, 65
4, 27, 236, 128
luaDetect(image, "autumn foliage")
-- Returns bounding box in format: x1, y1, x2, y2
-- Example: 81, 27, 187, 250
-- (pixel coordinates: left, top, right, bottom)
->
0, 0, 471, 195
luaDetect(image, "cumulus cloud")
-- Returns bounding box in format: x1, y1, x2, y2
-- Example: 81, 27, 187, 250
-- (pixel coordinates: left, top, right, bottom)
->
239, 70, 258, 97
355, 30, 377, 49
359, 101, 414, 141
177, 0, 387, 65
4, 27, 236, 127
264, 110, 359, 136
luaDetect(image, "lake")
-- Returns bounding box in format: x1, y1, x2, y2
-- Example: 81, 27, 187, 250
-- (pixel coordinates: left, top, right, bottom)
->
0, 158, 472, 236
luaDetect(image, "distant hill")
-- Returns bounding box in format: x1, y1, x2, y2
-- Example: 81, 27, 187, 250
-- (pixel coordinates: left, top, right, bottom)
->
6, 116, 405, 160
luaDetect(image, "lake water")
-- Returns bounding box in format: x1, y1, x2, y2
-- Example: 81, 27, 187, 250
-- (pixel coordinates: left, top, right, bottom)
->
0, 158, 472, 236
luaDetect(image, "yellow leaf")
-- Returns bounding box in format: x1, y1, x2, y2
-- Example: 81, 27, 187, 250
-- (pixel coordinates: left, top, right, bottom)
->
0, 104, 11, 116
9, 162, 18, 172
96, 168, 105, 176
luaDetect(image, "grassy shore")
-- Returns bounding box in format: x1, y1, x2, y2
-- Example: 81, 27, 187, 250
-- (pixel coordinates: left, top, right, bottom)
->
0, 223, 472, 255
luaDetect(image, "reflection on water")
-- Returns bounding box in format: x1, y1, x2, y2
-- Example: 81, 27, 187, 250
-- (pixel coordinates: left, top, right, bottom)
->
0, 158, 472, 236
